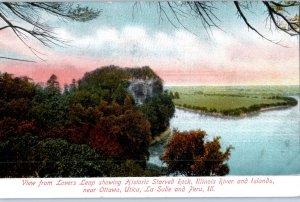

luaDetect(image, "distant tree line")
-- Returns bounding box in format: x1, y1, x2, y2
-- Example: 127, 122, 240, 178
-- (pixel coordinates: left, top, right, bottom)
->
168, 91, 180, 99
177, 96, 297, 117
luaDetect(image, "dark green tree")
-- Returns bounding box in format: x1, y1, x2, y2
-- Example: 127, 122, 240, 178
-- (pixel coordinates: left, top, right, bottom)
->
0, 135, 116, 177
30, 74, 69, 128
140, 93, 175, 137
169, 91, 174, 99
46, 74, 60, 96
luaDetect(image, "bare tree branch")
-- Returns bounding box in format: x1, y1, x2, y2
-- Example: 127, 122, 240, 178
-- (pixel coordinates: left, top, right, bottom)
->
153, 1, 298, 46
0, 56, 36, 63
233, 1, 287, 47
0, 2, 100, 62
0, 12, 47, 61
157, 2, 179, 29
264, 1, 300, 36
167, 2, 190, 31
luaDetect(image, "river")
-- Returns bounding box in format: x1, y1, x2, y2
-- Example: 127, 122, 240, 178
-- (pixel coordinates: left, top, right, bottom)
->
149, 96, 300, 175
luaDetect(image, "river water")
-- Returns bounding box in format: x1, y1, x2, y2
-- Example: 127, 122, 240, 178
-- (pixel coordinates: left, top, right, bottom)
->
149, 96, 300, 175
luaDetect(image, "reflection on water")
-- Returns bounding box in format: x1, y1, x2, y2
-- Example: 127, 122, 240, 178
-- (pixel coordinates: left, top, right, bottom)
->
149, 97, 300, 175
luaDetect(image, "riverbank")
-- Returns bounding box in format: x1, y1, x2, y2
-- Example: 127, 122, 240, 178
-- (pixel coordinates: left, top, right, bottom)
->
150, 128, 171, 145
175, 104, 296, 119
149, 96, 300, 175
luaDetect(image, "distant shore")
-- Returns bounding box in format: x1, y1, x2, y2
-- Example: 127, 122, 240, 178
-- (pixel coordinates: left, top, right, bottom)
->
175, 104, 296, 119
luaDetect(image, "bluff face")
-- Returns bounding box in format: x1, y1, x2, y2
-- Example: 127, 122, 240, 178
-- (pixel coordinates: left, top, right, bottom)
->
128, 79, 162, 105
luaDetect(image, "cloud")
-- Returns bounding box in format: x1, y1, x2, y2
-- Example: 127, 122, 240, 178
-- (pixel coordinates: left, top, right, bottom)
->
1, 25, 298, 85
54, 26, 210, 66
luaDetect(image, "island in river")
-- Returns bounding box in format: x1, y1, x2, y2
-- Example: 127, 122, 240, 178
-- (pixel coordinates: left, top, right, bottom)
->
168, 85, 299, 117
149, 95, 300, 175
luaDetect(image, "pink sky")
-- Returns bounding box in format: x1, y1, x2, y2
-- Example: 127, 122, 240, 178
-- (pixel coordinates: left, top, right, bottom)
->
0, 26, 299, 86
1, 59, 298, 86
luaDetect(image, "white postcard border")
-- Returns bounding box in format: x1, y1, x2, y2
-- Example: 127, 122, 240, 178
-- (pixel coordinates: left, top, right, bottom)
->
0, 176, 299, 198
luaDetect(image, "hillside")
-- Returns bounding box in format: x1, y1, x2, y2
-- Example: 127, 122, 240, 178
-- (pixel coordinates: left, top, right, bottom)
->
0, 66, 174, 177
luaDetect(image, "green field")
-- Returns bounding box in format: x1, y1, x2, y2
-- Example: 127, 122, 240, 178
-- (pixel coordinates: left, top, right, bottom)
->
168, 85, 299, 116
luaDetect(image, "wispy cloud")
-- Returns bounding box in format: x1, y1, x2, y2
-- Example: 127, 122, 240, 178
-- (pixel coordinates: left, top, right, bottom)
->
1, 24, 298, 85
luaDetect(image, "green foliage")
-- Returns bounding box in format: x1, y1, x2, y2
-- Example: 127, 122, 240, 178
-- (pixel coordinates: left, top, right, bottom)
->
126, 66, 161, 80
109, 160, 158, 177
162, 130, 232, 176
0, 135, 115, 177
140, 93, 175, 137
0, 73, 36, 101
0, 134, 163, 177
0, 73, 37, 121
169, 91, 174, 99
109, 162, 162, 177
169, 91, 180, 99
31, 93, 69, 128
0, 66, 171, 177
68, 4, 101, 22
75, 66, 127, 105
46, 74, 60, 96
75, 65, 162, 105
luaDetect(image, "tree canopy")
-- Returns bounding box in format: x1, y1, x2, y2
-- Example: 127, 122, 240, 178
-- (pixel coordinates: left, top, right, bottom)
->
0, 66, 176, 177
162, 130, 232, 176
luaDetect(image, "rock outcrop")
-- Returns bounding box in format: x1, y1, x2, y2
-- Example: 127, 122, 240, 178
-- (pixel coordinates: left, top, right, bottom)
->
128, 79, 162, 104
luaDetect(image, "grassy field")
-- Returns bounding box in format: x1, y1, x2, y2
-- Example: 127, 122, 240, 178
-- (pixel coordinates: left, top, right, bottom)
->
168, 85, 299, 116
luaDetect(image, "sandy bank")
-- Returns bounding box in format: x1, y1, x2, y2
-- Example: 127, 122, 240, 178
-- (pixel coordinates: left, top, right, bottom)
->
150, 128, 171, 145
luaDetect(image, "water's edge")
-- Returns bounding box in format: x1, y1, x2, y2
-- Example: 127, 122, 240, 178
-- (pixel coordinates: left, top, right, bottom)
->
149, 96, 300, 175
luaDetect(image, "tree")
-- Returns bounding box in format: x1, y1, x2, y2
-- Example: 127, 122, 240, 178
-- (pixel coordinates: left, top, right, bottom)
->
46, 74, 60, 95
84, 101, 152, 167
0, 134, 115, 177
2, 2, 297, 63
143, 1, 299, 45
169, 91, 175, 99
140, 93, 175, 137
0, 2, 100, 61
30, 74, 70, 129
0, 134, 162, 177
162, 130, 232, 176
174, 92, 180, 99
0, 67, 166, 176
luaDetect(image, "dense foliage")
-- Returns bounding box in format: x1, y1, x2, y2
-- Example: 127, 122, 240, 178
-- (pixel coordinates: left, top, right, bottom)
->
0, 66, 175, 177
162, 130, 232, 176
140, 93, 175, 137
0, 135, 160, 177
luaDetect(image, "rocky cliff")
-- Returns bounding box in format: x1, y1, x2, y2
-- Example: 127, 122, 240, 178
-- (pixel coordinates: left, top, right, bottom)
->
128, 79, 162, 104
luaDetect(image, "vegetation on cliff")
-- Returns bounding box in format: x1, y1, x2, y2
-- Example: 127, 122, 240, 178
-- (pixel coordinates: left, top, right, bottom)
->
0, 66, 174, 177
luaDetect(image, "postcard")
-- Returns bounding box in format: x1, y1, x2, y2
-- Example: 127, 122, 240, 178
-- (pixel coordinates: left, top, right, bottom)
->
0, 1, 299, 198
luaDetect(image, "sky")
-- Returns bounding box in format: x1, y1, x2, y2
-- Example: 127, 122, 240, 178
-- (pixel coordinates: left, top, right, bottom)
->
0, 1, 299, 86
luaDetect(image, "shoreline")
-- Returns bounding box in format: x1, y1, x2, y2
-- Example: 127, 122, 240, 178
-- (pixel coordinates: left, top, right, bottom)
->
150, 128, 171, 145
175, 104, 296, 119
